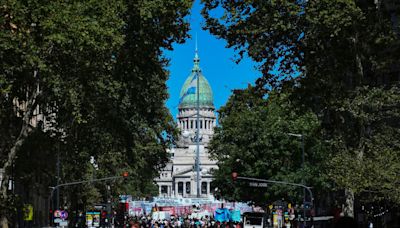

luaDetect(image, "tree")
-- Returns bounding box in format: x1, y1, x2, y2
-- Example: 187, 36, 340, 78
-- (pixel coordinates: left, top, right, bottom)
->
1, 1, 126, 225
1, 0, 192, 226
209, 87, 329, 205
203, 0, 400, 216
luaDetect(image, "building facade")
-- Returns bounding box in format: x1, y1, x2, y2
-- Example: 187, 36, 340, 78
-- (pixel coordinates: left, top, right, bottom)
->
155, 51, 218, 198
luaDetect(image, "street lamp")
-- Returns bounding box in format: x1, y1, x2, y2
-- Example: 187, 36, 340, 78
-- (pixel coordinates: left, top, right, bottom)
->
287, 133, 305, 172
232, 174, 314, 224
48, 173, 129, 226
287, 133, 307, 226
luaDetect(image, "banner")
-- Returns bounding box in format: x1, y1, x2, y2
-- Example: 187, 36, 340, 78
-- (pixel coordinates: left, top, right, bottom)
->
23, 204, 33, 221
86, 211, 100, 227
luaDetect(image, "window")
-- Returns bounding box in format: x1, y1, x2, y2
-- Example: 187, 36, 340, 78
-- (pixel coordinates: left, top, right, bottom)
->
190, 120, 193, 129
186, 182, 191, 194
161, 186, 168, 194
200, 120, 203, 129
210, 181, 217, 194
201, 182, 207, 194
178, 182, 183, 194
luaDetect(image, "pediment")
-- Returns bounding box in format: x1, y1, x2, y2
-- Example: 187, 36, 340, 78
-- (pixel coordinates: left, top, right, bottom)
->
174, 167, 214, 177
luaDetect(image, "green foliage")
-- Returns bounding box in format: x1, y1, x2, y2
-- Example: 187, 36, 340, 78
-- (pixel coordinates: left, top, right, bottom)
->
209, 87, 329, 205
203, 0, 400, 209
202, 0, 399, 87
0, 0, 192, 222
327, 86, 400, 202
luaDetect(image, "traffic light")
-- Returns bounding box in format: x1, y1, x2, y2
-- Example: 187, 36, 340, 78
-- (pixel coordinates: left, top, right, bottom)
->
101, 211, 107, 219
122, 171, 129, 184
231, 172, 238, 181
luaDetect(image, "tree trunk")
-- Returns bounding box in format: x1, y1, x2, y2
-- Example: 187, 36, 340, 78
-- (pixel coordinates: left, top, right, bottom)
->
0, 74, 40, 227
0, 217, 9, 228
0, 123, 30, 228
343, 188, 355, 217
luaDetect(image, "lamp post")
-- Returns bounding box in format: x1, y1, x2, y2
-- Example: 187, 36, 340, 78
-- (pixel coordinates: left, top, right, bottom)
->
196, 69, 200, 198
48, 173, 128, 226
287, 133, 307, 226
231, 174, 314, 224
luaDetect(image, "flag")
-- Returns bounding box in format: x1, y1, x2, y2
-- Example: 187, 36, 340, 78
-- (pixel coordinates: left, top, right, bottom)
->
179, 73, 198, 104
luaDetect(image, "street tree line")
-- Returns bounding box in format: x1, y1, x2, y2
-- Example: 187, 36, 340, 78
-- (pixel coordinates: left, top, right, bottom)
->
0, 0, 192, 226
202, 0, 400, 217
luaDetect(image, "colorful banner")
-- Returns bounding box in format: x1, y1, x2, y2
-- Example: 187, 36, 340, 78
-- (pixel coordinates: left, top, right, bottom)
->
120, 196, 253, 218
86, 211, 100, 227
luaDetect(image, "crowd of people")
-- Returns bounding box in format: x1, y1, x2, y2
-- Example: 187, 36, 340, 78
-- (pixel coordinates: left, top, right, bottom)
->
127, 215, 243, 228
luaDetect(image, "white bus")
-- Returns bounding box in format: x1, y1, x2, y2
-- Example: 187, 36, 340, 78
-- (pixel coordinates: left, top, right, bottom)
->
243, 212, 268, 228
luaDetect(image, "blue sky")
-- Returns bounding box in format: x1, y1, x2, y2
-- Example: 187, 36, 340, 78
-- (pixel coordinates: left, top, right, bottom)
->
165, 0, 261, 118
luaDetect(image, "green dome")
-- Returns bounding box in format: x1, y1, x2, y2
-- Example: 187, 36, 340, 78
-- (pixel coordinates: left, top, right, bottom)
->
179, 52, 213, 108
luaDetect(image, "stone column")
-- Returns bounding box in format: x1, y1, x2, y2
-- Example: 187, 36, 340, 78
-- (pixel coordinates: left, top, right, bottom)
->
175, 182, 178, 197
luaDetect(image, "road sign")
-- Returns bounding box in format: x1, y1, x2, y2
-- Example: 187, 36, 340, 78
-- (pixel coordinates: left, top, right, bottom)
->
59, 220, 68, 226
54, 218, 62, 223
94, 205, 104, 210
54, 210, 61, 218
60, 210, 68, 219
249, 182, 268, 187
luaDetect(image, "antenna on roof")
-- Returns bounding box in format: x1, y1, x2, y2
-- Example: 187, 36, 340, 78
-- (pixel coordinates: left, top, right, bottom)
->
195, 32, 198, 53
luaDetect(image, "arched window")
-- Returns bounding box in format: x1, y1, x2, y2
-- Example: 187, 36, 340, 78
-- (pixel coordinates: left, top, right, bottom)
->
201, 182, 207, 194
161, 186, 168, 194
186, 182, 191, 194
178, 182, 183, 194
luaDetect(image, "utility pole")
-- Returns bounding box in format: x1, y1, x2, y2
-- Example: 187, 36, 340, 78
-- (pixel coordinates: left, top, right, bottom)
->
231, 175, 314, 208
288, 133, 306, 226
301, 135, 306, 226
48, 173, 129, 226
196, 69, 200, 198
56, 142, 60, 210
195, 37, 201, 198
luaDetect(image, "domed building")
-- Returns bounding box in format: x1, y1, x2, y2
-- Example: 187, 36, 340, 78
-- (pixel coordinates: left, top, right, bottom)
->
155, 50, 218, 198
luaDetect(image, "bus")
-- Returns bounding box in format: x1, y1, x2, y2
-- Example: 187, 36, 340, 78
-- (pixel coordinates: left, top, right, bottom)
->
243, 212, 268, 228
